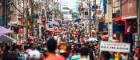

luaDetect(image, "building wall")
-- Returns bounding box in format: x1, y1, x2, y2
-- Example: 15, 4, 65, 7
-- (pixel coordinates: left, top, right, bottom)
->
0, 0, 2, 16
0, 0, 3, 26
138, 0, 140, 25
121, 0, 137, 17
112, 0, 120, 13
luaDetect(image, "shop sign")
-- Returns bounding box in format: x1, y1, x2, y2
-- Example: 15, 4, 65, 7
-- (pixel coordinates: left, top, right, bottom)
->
100, 41, 130, 53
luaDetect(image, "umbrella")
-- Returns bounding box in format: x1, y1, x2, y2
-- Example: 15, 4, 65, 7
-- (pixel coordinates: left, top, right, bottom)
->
87, 38, 98, 42
0, 26, 13, 36
0, 35, 16, 43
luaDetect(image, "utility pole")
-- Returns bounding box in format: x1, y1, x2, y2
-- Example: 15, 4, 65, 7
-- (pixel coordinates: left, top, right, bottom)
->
136, 0, 140, 47
108, 0, 113, 41
23, 0, 27, 43
88, 0, 91, 36
93, 0, 96, 36
3, 0, 8, 26
22, 0, 26, 40
31, 0, 34, 37
89, 0, 96, 37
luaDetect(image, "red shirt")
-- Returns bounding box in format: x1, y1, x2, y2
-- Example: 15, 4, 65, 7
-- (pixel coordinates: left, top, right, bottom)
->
44, 54, 66, 60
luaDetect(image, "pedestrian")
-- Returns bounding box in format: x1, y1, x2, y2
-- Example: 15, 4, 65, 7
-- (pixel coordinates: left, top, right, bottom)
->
89, 48, 95, 60
0, 47, 3, 60
101, 51, 110, 60
120, 53, 128, 60
109, 52, 114, 60
59, 42, 69, 58
17, 46, 26, 60
80, 47, 90, 60
44, 38, 65, 60
2, 45, 18, 60
70, 48, 80, 60
26, 43, 41, 60
114, 52, 120, 60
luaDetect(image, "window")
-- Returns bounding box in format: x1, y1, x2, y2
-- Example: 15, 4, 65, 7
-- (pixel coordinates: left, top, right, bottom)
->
85, 11, 88, 15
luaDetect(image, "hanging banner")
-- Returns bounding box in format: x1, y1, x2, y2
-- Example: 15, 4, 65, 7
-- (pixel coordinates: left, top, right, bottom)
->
100, 41, 130, 53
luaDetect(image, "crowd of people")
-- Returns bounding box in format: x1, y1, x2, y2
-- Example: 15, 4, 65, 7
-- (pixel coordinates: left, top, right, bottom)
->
0, 22, 140, 60
0, 37, 98, 60
0, 37, 138, 60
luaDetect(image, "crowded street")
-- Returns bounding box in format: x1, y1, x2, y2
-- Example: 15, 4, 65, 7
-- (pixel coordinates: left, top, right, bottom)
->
0, 0, 140, 60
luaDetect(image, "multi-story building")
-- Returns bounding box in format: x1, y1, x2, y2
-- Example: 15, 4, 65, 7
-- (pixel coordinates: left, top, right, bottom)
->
4, 0, 48, 42
78, 0, 90, 33
61, 8, 72, 21
0, 0, 3, 26
0, 0, 12, 26
78, 0, 100, 34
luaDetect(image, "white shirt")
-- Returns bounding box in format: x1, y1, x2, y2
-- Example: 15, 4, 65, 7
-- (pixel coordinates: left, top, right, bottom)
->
26, 49, 41, 59
81, 56, 90, 60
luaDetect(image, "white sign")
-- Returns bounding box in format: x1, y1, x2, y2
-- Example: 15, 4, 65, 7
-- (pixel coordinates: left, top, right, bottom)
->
100, 41, 130, 53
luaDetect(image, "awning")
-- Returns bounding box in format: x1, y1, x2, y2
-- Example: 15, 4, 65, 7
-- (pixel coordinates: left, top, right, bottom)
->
114, 16, 137, 34
114, 16, 137, 22
122, 16, 137, 19
114, 17, 125, 22
0, 35, 16, 43
0, 26, 13, 36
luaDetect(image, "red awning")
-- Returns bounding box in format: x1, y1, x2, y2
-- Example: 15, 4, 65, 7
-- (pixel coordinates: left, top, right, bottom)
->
114, 17, 125, 22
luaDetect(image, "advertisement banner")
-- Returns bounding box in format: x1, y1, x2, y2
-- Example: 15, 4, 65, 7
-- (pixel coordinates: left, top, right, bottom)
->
100, 41, 130, 53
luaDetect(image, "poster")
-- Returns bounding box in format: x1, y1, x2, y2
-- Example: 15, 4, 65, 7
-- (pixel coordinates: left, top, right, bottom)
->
100, 41, 130, 53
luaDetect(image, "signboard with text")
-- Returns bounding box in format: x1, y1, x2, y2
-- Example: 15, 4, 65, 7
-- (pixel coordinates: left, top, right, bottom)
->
100, 41, 130, 53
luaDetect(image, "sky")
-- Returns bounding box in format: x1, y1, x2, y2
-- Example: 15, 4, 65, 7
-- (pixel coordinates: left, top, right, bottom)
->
59, 0, 101, 12
59, 0, 79, 12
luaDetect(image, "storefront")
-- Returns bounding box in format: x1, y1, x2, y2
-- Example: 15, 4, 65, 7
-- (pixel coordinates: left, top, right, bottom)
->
113, 16, 137, 52
113, 17, 125, 42
123, 16, 137, 52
